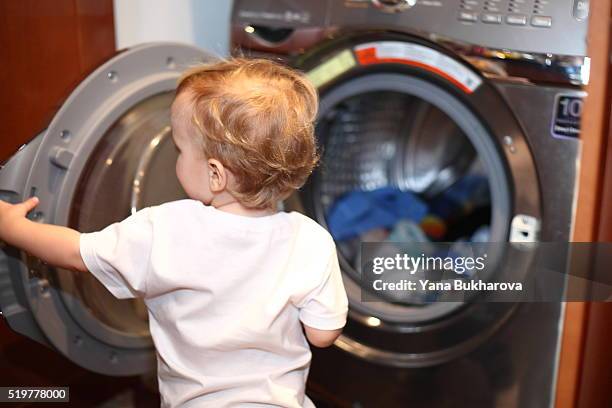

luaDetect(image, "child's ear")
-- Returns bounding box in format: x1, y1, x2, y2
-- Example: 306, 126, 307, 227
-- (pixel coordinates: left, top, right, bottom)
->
207, 159, 227, 192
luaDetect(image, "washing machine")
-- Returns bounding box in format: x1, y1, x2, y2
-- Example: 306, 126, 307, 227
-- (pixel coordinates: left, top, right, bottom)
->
232, 1, 589, 407
0, 43, 216, 377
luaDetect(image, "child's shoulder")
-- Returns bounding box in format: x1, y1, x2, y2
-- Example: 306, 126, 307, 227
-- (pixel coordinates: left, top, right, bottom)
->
286, 211, 335, 249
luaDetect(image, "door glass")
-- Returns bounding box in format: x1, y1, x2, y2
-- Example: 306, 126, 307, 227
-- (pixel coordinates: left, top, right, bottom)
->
315, 91, 492, 307
67, 92, 184, 336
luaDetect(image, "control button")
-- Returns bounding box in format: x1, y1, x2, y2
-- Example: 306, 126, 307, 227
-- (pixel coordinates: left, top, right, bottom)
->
531, 15, 552, 27
506, 14, 527, 25
458, 11, 478, 22
572, 0, 589, 20
481, 13, 502, 24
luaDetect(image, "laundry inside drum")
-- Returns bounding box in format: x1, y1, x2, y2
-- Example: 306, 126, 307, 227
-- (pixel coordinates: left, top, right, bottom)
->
66, 92, 185, 338
316, 91, 494, 307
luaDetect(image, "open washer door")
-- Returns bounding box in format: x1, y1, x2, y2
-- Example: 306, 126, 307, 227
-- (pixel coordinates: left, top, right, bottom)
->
0, 43, 212, 376
287, 32, 543, 367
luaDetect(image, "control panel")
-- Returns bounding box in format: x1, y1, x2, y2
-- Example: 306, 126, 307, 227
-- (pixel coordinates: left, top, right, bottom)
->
457, 0, 589, 27
232, 0, 589, 56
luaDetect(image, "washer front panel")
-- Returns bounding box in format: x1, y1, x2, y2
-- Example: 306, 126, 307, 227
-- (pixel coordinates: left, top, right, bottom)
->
292, 34, 542, 366
232, 0, 589, 56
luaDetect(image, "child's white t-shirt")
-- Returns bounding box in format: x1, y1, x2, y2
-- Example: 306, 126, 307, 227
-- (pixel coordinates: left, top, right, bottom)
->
79, 199, 348, 408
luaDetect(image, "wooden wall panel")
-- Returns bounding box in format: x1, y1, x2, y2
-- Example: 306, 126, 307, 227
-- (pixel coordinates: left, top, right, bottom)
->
555, 1, 612, 407
0, 0, 115, 163
578, 303, 612, 407
577, 3, 612, 407
0, 0, 119, 397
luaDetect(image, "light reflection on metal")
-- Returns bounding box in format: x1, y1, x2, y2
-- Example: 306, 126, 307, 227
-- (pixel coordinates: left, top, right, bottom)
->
130, 126, 172, 214
581, 57, 591, 85
411, 33, 587, 85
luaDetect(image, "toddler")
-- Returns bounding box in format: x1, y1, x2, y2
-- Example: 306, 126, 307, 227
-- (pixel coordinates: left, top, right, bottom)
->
0, 58, 348, 407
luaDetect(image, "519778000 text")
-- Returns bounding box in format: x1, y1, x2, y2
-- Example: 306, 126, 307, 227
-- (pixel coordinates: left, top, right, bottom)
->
0, 387, 69, 402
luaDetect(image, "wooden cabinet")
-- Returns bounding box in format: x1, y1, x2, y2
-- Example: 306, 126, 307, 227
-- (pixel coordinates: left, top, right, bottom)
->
0, 0, 115, 163
556, 1, 612, 407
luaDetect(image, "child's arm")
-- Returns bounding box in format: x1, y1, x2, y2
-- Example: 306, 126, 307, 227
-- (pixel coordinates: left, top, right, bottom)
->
303, 325, 342, 348
0, 197, 87, 272
298, 244, 348, 348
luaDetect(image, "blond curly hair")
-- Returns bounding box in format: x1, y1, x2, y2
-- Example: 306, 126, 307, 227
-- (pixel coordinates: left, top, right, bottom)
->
175, 58, 319, 209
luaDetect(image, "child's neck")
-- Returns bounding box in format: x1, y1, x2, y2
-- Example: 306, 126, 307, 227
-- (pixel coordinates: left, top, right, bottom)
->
211, 196, 275, 218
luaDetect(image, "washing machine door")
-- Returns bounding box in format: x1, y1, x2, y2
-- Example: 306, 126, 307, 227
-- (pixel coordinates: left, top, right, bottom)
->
0, 43, 212, 376
288, 32, 543, 367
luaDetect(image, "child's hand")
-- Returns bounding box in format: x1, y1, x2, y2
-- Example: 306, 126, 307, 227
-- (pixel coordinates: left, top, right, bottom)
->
0, 197, 86, 272
0, 197, 39, 237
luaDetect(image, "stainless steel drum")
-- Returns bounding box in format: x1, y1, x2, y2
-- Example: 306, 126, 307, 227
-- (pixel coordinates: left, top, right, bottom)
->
311, 85, 494, 317
318, 92, 476, 202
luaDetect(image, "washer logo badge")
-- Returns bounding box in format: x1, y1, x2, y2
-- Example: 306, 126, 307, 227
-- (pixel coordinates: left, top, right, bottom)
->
551, 94, 583, 139
354, 41, 483, 94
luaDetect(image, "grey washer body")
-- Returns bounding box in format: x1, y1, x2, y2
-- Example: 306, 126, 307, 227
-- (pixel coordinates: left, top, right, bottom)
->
232, 1, 583, 407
